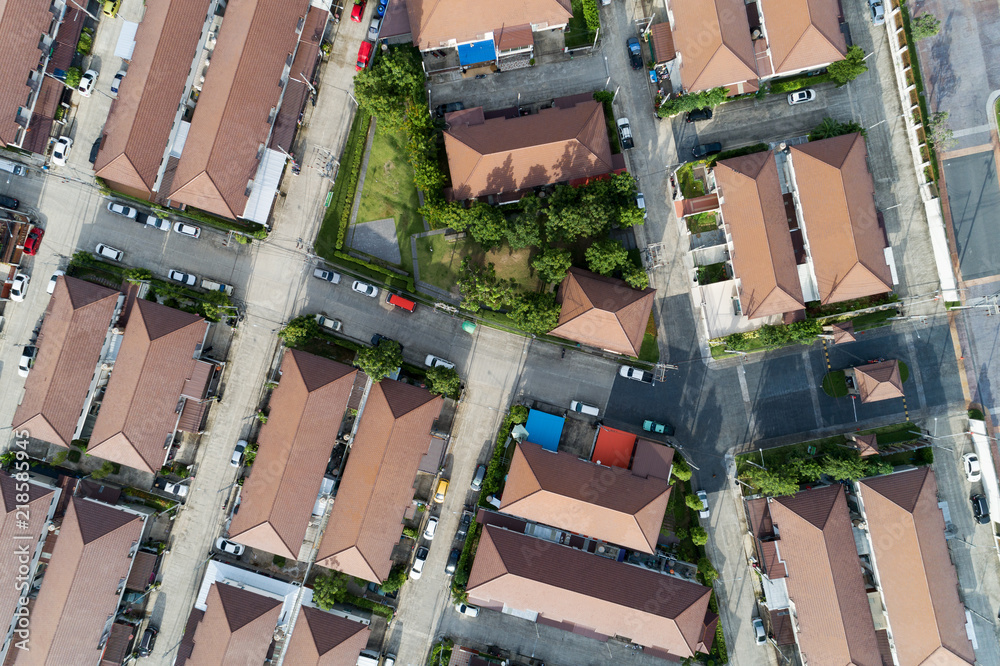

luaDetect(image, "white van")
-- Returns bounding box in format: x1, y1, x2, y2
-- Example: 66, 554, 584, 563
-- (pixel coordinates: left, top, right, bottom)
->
201, 278, 234, 296
96, 243, 124, 261
570, 400, 600, 417
0, 157, 27, 176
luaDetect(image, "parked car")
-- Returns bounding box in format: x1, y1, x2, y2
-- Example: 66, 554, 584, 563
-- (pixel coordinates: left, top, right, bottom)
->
23, 228, 44, 255
375, 0, 388, 17
619, 365, 652, 383
435, 102, 465, 118
696, 490, 710, 519
368, 16, 381, 40
111, 70, 125, 95
167, 270, 197, 285
434, 478, 449, 503
445, 547, 460, 574
410, 546, 428, 579
570, 400, 599, 417
164, 482, 189, 498
313, 268, 341, 283
47, 269, 64, 294
692, 142, 722, 158
89, 135, 102, 165
455, 602, 480, 617
352, 280, 379, 297
457, 510, 472, 538
636, 192, 647, 219
102, 0, 121, 16
356, 40, 373, 71
616, 117, 634, 150
140, 213, 170, 231
351, 0, 367, 22
231, 440, 247, 467
972, 494, 990, 524
370, 334, 402, 354
787, 89, 816, 105
643, 419, 675, 436
96, 243, 124, 261
685, 108, 713, 123
9, 273, 28, 302
0, 194, 18, 209
107, 202, 138, 218
626, 37, 643, 70
51, 137, 72, 166
471, 465, 486, 491
137, 626, 158, 657
77, 69, 98, 97
870, 0, 885, 25
315, 313, 343, 332
173, 221, 201, 238
423, 516, 438, 540
425, 354, 455, 369
963, 452, 982, 483
18, 346, 36, 378
215, 538, 245, 556
752, 618, 766, 645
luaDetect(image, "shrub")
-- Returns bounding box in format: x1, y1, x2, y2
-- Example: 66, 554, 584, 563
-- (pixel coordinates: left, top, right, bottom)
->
68, 450, 81, 463
690, 526, 708, 546
685, 494, 705, 511
272, 555, 287, 567
380, 565, 408, 593
402, 527, 419, 539
76, 28, 93, 55
708, 143, 769, 166
672, 456, 692, 482
52, 451, 68, 465
698, 557, 719, 585
581, 0, 600, 31
91, 460, 116, 480
623, 264, 649, 290
64, 67, 82, 88
809, 118, 865, 141
657, 87, 728, 118
827, 45, 868, 86
912, 13, 941, 39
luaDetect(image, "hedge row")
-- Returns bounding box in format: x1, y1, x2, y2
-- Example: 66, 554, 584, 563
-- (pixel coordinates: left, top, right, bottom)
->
333, 110, 373, 250
768, 72, 831, 94
344, 592, 394, 621
332, 250, 415, 292
708, 143, 769, 166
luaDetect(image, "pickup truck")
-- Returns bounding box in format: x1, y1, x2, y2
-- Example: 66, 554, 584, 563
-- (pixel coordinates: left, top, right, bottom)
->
627, 37, 643, 70
619, 365, 653, 383
617, 118, 634, 150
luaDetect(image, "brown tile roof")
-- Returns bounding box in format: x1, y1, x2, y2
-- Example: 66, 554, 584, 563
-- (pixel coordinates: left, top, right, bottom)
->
184, 582, 282, 665
852, 360, 904, 403
89, 300, 208, 473
671, 0, 758, 92
95, 0, 213, 195
125, 550, 158, 591
630, 438, 675, 481
791, 134, 892, 304
551, 268, 655, 357
830, 320, 856, 343
858, 469, 975, 665
406, 0, 572, 51
752, 486, 882, 666
270, 6, 328, 153
99, 622, 134, 666
0, 0, 54, 145
316, 380, 443, 582
769, 608, 795, 645
283, 606, 371, 665
467, 526, 715, 658
169, 0, 311, 219
650, 23, 675, 64
852, 433, 879, 457
23, 76, 61, 155
12, 277, 120, 448
500, 442, 671, 553
0, 474, 56, 636
231, 350, 357, 559
444, 100, 613, 200
493, 24, 533, 51
15, 498, 144, 666
716, 151, 804, 319
759, 0, 846, 74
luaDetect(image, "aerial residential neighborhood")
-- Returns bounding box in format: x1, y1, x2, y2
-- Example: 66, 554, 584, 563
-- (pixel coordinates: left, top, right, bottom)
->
0, 0, 998, 664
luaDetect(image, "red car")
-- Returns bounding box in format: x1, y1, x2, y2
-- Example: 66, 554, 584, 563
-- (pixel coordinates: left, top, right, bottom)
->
23, 228, 44, 255
350, 0, 366, 22
356, 41, 373, 71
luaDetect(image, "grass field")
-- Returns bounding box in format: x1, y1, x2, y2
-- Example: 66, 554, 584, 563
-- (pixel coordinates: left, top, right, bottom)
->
565, 0, 597, 49
315, 110, 371, 259
639, 312, 660, 362
415, 234, 541, 293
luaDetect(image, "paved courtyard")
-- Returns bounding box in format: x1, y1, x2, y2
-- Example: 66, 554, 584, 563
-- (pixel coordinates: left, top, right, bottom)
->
347, 217, 402, 264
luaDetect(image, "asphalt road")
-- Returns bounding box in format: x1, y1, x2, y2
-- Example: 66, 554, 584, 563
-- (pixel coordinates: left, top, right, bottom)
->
943, 151, 1000, 281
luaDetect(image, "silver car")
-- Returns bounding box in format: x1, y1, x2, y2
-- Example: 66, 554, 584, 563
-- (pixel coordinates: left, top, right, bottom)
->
787, 89, 816, 105
352, 280, 379, 298
215, 538, 245, 556
167, 270, 197, 286
172, 222, 201, 238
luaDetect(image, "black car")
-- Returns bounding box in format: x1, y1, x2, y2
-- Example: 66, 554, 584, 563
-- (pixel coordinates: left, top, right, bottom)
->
692, 142, 723, 159
685, 108, 713, 123
138, 625, 158, 657
456, 510, 473, 538
626, 36, 643, 70
370, 333, 404, 355
89, 135, 102, 164
446, 547, 460, 575
435, 102, 465, 118
972, 494, 990, 524
0, 194, 18, 210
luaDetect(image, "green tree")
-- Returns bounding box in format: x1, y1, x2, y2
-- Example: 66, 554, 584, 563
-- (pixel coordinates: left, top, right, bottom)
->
581, 0, 600, 30
926, 111, 955, 149
780, 457, 822, 483
742, 467, 799, 496
531, 248, 573, 284
278, 315, 321, 347
125, 268, 153, 283
698, 557, 719, 585
912, 13, 941, 39
356, 338, 403, 382
427, 365, 461, 397
457, 259, 517, 311
656, 87, 729, 118
866, 458, 894, 476
353, 49, 424, 132
243, 442, 259, 466
507, 195, 544, 249
585, 239, 628, 276
685, 494, 705, 511
690, 526, 708, 546
380, 565, 408, 593
422, 200, 466, 230
822, 453, 869, 481
827, 45, 868, 86
508, 292, 561, 334
544, 184, 610, 241
199, 289, 232, 322
91, 460, 116, 480
618, 205, 645, 228
809, 117, 865, 141
622, 264, 649, 290
312, 573, 349, 610
463, 203, 507, 250
672, 457, 693, 482
405, 111, 446, 192
64, 67, 82, 88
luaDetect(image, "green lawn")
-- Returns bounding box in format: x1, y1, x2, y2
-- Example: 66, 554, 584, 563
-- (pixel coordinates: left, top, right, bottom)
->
415, 234, 540, 293
687, 212, 718, 234
822, 370, 848, 397
354, 126, 423, 272
849, 308, 898, 331
898, 360, 910, 383
565, 0, 597, 49
697, 262, 728, 285
639, 312, 659, 362
676, 163, 706, 199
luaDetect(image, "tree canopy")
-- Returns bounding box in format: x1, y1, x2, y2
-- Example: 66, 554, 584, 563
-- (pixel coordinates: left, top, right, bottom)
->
585, 239, 628, 276
356, 338, 403, 382
427, 366, 461, 397
312, 573, 348, 610
827, 45, 868, 86
457, 259, 518, 311
278, 315, 321, 347
531, 248, 573, 284
507, 292, 562, 335
657, 87, 728, 118
354, 49, 424, 132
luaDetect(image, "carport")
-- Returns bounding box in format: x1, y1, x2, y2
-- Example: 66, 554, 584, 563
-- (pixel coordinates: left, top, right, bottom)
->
591, 426, 636, 469
524, 410, 564, 452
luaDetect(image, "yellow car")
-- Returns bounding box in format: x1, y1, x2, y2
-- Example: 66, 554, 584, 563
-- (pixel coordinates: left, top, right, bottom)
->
103, 0, 121, 17
434, 478, 449, 503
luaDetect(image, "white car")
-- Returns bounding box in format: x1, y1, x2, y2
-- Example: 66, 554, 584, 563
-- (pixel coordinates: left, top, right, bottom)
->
111, 70, 125, 95
787, 89, 816, 105
313, 268, 341, 284
696, 490, 710, 519
410, 546, 428, 579
18, 346, 37, 378
636, 192, 647, 219
107, 202, 138, 219
425, 354, 455, 369
164, 482, 189, 497
9, 273, 28, 302
96, 243, 124, 261
51, 137, 73, 166
352, 280, 379, 298
455, 603, 480, 617
962, 452, 982, 483
167, 270, 197, 285
173, 221, 201, 238
752, 617, 766, 645
47, 269, 64, 294
77, 69, 98, 97
140, 213, 170, 231
215, 538, 245, 556
423, 516, 438, 541
231, 439, 247, 467
619, 365, 652, 382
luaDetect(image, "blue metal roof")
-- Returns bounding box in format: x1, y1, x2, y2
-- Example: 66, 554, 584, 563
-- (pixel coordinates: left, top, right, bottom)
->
458, 40, 496, 66
525, 410, 564, 452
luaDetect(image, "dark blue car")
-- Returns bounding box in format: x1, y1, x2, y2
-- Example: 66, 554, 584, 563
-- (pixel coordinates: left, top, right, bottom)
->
376, 0, 388, 18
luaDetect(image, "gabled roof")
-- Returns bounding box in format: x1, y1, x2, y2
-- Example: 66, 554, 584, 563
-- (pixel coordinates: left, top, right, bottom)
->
283, 606, 371, 665
830, 320, 856, 343
0, 0, 55, 146
16, 498, 144, 666
185, 583, 283, 665
671, 0, 758, 92
94, 0, 213, 195
0, 474, 55, 637
500, 441, 671, 553
230, 350, 357, 559
746, 486, 881, 666
406, 0, 572, 51
444, 100, 613, 200
169, 0, 311, 219
551, 268, 655, 357
89, 300, 208, 473
858, 470, 975, 666
716, 151, 805, 319
851, 433, 879, 457
852, 360, 904, 403
315, 380, 443, 582
12, 277, 119, 447
759, 0, 846, 74
467, 526, 716, 658
791, 134, 892, 304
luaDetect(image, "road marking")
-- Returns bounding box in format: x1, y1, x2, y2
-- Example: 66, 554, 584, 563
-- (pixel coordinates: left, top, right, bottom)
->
735, 359, 756, 439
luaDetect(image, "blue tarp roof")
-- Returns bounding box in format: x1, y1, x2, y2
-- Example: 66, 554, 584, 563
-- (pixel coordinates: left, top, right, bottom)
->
525, 410, 564, 452
458, 40, 496, 66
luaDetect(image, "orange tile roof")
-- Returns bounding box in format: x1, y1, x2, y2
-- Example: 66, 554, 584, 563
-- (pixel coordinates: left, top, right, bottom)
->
858, 469, 975, 665
852, 433, 879, 457
551, 268, 656, 357
650, 23, 676, 64
315, 380, 443, 583
12, 277, 120, 447
283, 606, 371, 665
715, 151, 805, 319
0, 0, 54, 146
852, 360, 904, 403
791, 134, 892, 304
759, 0, 846, 74
500, 441, 671, 553
444, 100, 613, 200
671, 0, 758, 92
184, 582, 282, 665
830, 320, 856, 343
493, 24, 534, 51
231, 350, 357, 559
590, 425, 636, 468
406, 0, 572, 51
